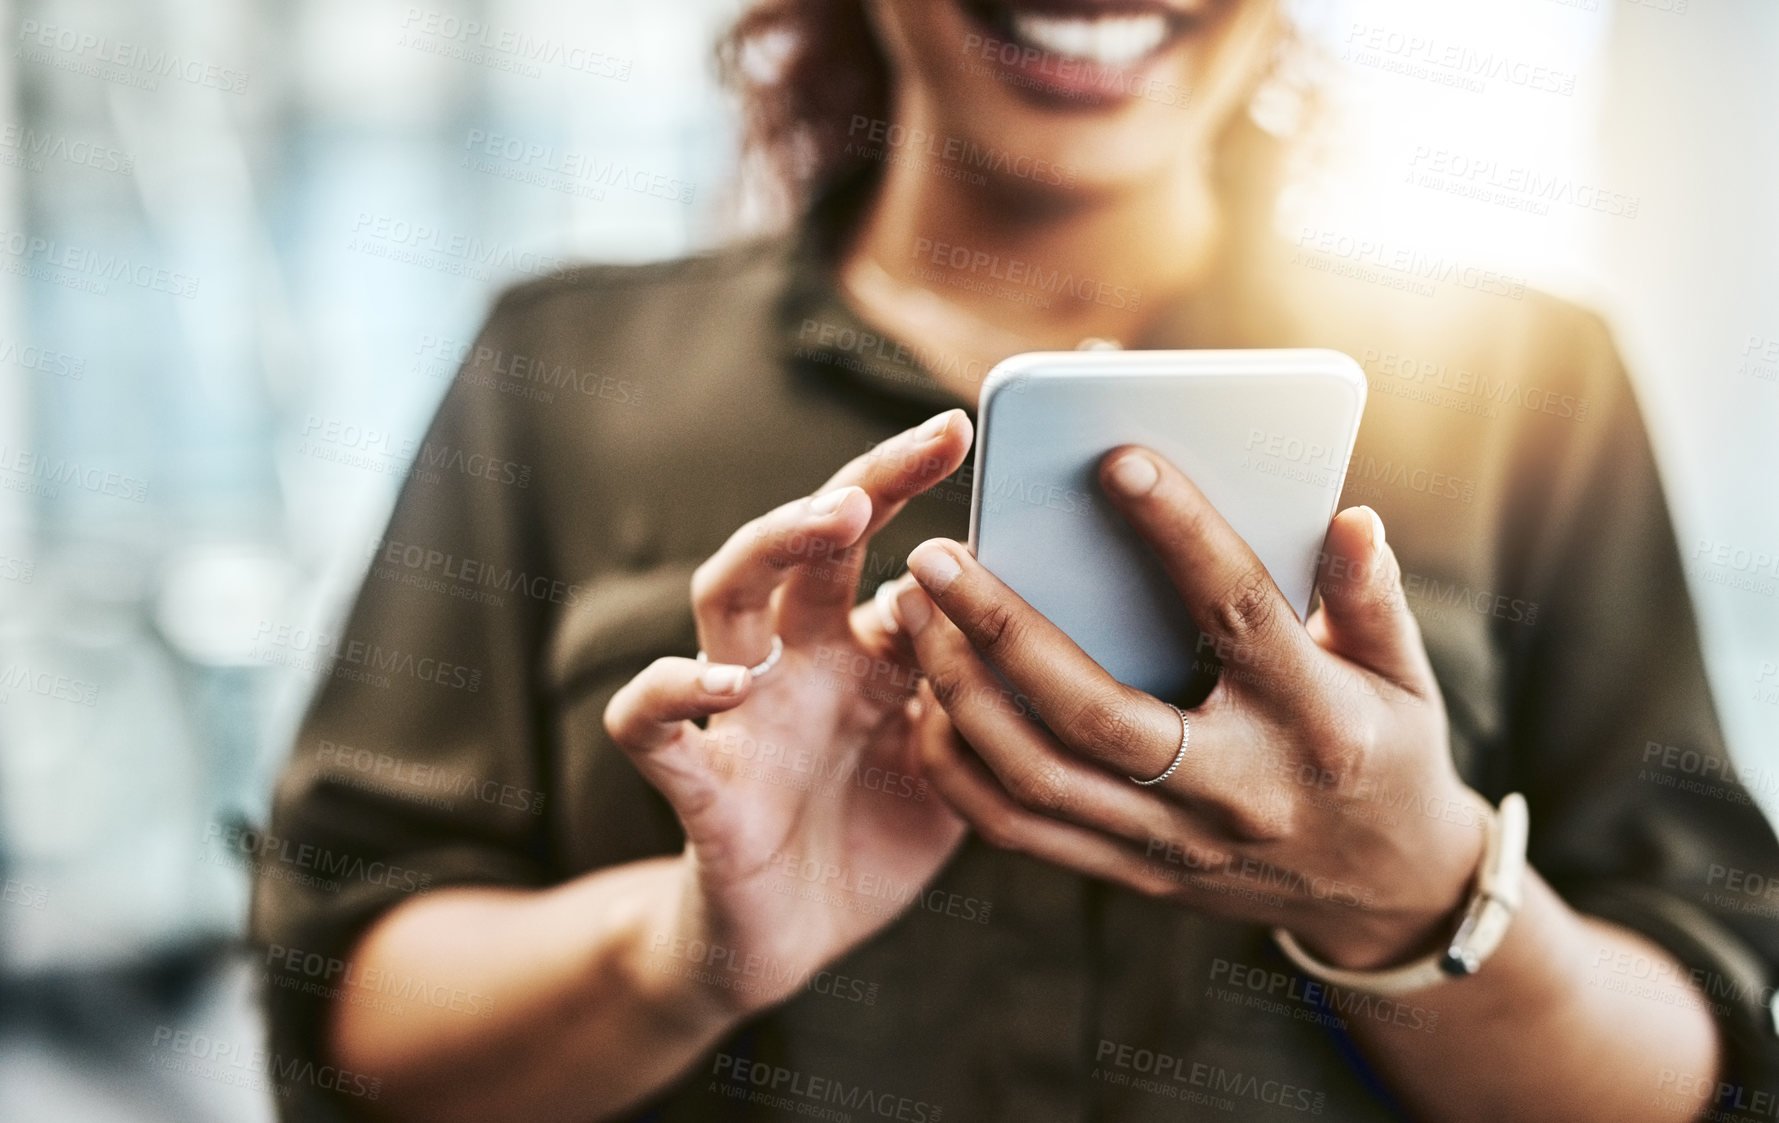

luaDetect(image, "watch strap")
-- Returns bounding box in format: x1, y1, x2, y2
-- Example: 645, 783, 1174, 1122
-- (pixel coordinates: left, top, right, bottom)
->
1272, 791, 1529, 997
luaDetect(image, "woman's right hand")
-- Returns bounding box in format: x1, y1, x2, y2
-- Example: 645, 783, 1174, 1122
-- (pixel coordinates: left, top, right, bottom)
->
603, 408, 975, 1014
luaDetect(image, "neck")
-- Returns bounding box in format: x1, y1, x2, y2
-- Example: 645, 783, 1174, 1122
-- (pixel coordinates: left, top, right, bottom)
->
840, 102, 1224, 404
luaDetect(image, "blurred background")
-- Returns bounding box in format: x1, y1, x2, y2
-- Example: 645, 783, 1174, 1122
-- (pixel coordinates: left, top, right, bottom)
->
0, 0, 1772, 1118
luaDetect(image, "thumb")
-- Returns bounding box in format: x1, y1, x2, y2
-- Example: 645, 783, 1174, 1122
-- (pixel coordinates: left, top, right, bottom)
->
1311, 506, 1434, 693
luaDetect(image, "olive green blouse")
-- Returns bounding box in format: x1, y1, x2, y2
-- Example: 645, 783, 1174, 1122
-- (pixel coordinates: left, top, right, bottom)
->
252, 177, 1779, 1121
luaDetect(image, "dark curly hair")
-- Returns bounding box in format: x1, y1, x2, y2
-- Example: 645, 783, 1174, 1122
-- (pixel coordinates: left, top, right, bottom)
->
716, 0, 891, 220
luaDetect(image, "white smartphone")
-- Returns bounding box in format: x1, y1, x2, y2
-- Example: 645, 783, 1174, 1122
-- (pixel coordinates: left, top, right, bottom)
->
966, 348, 1367, 702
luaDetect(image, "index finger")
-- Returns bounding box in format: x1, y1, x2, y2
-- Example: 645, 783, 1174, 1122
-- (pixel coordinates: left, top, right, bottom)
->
777, 409, 973, 639
1097, 446, 1318, 686
818, 408, 973, 537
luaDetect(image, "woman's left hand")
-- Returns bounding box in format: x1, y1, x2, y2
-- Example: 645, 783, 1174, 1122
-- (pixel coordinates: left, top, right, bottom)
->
894, 444, 1491, 970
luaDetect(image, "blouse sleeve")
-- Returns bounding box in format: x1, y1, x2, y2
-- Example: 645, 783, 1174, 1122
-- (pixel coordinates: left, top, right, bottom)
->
1502, 309, 1779, 1103
249, 286, 565, 1120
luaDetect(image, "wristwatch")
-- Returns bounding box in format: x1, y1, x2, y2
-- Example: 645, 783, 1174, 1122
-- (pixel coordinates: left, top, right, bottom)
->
1272, 791, 1529, 997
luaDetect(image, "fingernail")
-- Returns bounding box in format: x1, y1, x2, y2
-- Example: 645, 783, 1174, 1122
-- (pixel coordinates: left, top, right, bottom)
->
701, 664, 748, 694
896, 582, 934, 636
877, 573, 916, 634
916, 411, 954, 441
809, 486, 855, 516
1108, 452, 1159, 497
908, 541, 962, 595
1362, 506, 1386, 555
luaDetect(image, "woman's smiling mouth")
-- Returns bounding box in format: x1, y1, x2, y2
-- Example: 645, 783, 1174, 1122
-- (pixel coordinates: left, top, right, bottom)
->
957, 0, 1211, 105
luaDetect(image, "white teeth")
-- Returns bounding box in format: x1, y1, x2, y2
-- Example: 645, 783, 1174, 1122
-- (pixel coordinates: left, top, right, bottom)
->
1007, 11, 1169, 66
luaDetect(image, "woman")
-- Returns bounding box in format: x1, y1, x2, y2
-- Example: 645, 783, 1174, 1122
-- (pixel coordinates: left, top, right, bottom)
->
253, 0, 1779, 1120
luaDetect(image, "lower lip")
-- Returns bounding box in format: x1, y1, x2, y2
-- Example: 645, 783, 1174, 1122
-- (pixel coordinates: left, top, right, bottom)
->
958, 4, 1190, 109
